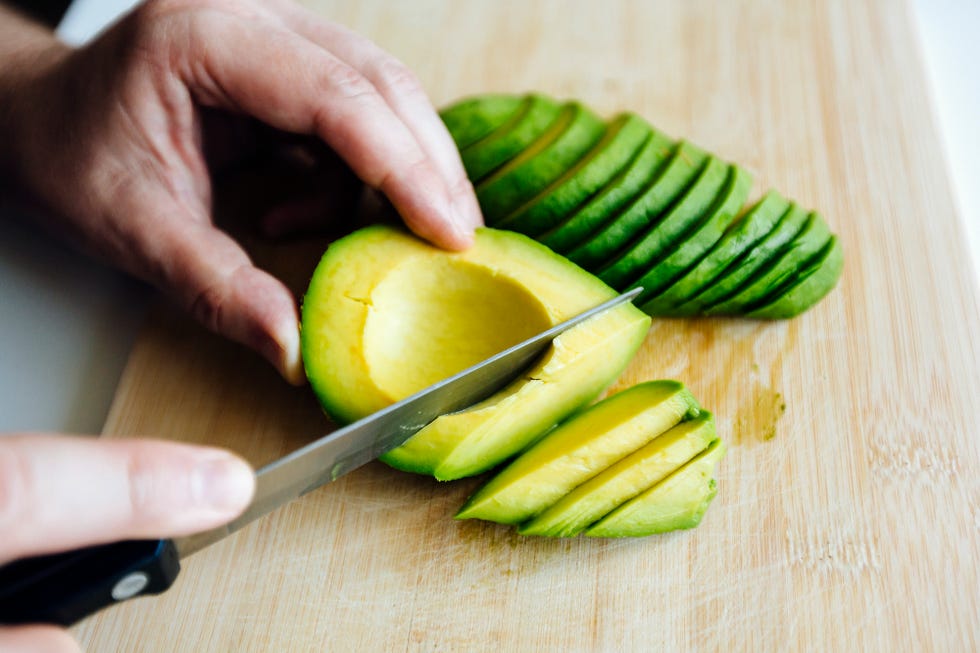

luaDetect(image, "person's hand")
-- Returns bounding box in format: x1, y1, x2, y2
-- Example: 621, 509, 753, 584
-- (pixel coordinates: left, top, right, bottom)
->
0, 0, 483, 385
0, 433, 255, 652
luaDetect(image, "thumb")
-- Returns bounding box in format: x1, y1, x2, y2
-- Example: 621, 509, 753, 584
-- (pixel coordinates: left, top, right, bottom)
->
0, 625, 80, 653
0, 434, 255, 565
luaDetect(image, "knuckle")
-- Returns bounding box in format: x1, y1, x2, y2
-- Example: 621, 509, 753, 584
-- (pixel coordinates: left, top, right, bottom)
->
188, 281, 226, 335
320, 59, 377, 102
373, 58, 424, 98
0, 445, 29, 534
125, 449, 166, 522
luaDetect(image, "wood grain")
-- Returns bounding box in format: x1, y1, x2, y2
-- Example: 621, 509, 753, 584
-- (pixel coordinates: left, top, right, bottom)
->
74, 1, 980, 650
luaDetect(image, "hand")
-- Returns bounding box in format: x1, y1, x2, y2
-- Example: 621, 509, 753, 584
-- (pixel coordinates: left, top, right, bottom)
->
0, 0, 483, 385
0, 433, 255, 652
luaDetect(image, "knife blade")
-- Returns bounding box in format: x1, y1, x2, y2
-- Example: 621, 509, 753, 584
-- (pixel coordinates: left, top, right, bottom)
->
0, 288, 641, 626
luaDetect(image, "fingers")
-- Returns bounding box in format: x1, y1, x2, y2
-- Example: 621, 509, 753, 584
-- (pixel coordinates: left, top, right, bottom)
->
0, 625, 80, 653
179, 9, 480, 249
145, 209, 306, 385
0, 434, 254, 564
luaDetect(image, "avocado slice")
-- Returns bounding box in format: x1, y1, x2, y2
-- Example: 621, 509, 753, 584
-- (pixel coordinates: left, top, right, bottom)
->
705, 211, 832, 316
301, 225, 650, 480
585, 438, 726, 537
565, 141, 710, 271
673, 201, 809, 315
440, 95, 526, 150
597, 155, 729, 289
747, 236, 844, 318
520, 412, 716, 537
460, 94, 563, 182
632, 164, 753, 304
455, 380, 699, 524
476, 103, 606, 221
640, 190, 790, 314
538, 129, 674, 254
493, 113, 653, 236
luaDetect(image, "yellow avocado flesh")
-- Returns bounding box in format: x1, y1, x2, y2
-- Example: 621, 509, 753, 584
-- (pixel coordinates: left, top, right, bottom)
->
455, 381, 699, 524
519, 412, 715, 537
300, 225, 651, 480
585, 438, 726, 537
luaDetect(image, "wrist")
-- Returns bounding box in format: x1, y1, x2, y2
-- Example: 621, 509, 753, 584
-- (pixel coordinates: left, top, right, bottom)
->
0, 4, 72, 187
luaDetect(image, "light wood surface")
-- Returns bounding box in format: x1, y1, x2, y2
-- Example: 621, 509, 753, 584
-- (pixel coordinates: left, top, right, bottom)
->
74, 1, 980, 650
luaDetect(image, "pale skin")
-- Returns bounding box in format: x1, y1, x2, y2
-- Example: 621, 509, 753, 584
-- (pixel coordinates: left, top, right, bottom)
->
0, 0, 481, 649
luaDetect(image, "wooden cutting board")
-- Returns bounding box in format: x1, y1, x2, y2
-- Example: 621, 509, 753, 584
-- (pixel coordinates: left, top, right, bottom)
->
74, 0, 980, 650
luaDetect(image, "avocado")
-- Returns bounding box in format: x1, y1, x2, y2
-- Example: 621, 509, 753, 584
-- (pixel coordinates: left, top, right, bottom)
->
538, 129, 674, 253
476, 103, 606, 220
300, 225, 650, 480
632, 164, 753, 304
673, 201, 809, 315
585, 438, 726, 537
440, 93, 843, 320
705, 211, 832, 316
640, 190, 790, 314
567, 141, 710, 271
440, 95, 526, 150
747, 236, 843, 318
460, 94, 563, 182
520, 412, 716, 537
493, 113, 652, 236
597, 155, 729, 289
456, 380, 699, 524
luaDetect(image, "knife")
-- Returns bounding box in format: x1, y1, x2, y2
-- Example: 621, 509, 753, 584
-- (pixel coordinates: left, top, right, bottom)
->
0, 288, 641, 627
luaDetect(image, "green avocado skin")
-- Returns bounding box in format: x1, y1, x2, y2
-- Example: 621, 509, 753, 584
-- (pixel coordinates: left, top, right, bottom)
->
440, 93, 843, 319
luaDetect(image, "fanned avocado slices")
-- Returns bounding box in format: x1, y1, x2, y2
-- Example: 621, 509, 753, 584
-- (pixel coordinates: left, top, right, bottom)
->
597, 154, 729, 289
538, 129, 674, 253
476, 103, 606, 221
494, 113, 653, 236
460, 94, 563, 182
567, 141, 710, 271
632, 164, 753, 304
440, 92, 843, 319
441, 95, 526, 150
640, 190, 790, 314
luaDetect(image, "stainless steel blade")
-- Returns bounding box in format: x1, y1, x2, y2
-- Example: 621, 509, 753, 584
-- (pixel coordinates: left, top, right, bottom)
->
175, 287, 642, 557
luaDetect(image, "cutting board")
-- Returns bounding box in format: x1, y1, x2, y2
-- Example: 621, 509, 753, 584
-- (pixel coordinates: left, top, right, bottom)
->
74, 0, 980, 650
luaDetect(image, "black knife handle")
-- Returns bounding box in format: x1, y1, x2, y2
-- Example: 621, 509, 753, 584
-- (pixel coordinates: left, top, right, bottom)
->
0, 539, 180, 627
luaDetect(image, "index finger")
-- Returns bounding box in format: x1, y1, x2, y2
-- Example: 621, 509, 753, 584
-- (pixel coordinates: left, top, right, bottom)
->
177, 12, 475, 249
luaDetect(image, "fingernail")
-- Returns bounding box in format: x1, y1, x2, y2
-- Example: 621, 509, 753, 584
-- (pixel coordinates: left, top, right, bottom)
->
194, 456, 255, 514
452, 185, 484, 231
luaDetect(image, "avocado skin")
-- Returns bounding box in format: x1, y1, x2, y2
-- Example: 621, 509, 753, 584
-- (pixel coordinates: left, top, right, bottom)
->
440, 93, 843, 319
747, 236, 844, 318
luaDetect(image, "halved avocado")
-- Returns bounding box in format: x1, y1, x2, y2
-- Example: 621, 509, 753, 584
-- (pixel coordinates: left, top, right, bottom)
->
494, 113, 653, 236
640, 190, 790, 314
632, 164, 753, 304
585, 438, 726, 537
673, 201, 809, 315
300, 225, 651, 481
476, 103, 606, 220
567, 141, 710, 271
597, 155, 729, 289
440, 95, 526, 150
520, 412, 716, 537
538, 129, 675, 253
460, 94, 563, 181
455, 380, 699, 524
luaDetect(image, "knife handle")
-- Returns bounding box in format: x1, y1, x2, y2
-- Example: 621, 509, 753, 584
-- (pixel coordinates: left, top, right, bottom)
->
0, 539, 180, 627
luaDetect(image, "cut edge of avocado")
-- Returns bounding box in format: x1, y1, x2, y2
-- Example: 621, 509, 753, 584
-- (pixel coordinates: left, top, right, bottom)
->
584, 437, 726, 538
519, 411, 716, 537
